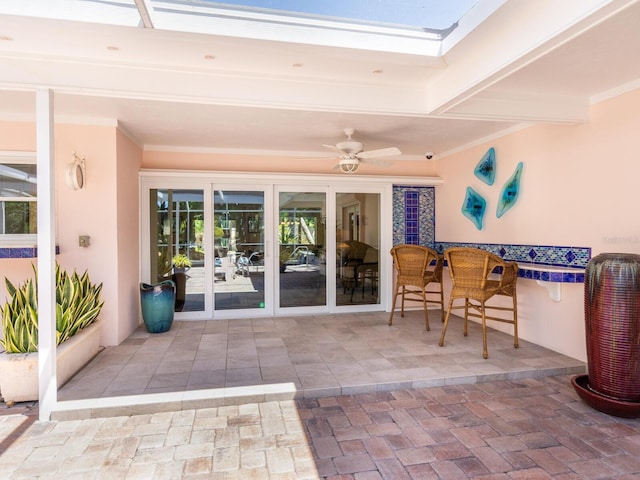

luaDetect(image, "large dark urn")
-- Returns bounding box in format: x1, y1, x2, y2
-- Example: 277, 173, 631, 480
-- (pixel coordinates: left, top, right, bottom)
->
172, 272, 187, 312
572, 253, 640, 417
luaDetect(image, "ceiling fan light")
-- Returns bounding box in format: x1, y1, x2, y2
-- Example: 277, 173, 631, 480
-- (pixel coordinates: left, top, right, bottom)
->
339, 162, 359, 174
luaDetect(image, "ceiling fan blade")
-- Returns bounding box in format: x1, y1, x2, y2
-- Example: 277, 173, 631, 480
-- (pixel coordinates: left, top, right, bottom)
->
322, 144, 343, 153
357, 147, 401, 159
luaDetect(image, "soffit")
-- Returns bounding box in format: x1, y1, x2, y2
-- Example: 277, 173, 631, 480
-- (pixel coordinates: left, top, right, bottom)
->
0, 0, 638, 159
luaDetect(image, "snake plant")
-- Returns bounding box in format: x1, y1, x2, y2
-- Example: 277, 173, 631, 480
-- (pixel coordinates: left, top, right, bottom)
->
0, 264, 104, 353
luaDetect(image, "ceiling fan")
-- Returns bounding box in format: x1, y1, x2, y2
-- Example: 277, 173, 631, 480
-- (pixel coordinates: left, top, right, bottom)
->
321, 128, 401, 173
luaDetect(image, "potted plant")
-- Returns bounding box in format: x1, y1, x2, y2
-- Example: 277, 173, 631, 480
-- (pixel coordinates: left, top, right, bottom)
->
171, 254, 191, 312
0, 264, 104, 404
172, 253, 192, 273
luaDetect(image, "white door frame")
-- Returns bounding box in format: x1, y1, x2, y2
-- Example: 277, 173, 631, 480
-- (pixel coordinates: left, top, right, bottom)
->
140, 171, 440, 319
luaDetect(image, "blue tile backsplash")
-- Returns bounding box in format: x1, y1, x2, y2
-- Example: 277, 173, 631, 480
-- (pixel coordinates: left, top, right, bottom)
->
433, 241, 590, 269
392, 185, 590, 284
0, 246, 60, 259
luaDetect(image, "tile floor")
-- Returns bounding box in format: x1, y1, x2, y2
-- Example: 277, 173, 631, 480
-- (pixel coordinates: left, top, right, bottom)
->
54, 310, 585, 420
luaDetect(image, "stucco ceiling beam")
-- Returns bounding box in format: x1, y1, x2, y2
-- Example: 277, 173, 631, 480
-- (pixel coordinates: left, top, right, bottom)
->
428, 0, 640, 117
0, 54, 434, 117
442, 92, 589, 124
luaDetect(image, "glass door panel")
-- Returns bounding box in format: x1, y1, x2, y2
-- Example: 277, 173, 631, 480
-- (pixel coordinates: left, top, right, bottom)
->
279, 192, 326, 308
150, 189, 205, 313
336, 192, 380, 306
213, 190, 265, 311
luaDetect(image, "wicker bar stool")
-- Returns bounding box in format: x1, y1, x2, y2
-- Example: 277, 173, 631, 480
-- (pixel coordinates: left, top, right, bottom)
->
439, 247, 518, 359
389, 244, 444, 330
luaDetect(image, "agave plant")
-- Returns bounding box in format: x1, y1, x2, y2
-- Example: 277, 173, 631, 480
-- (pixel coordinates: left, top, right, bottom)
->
0, 264, 104, 353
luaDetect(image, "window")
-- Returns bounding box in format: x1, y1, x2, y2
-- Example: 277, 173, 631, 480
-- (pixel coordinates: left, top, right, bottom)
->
0, 153, 37, 242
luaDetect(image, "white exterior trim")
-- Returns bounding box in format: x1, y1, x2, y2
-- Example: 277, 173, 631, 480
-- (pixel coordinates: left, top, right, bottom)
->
36, 88, 57, 422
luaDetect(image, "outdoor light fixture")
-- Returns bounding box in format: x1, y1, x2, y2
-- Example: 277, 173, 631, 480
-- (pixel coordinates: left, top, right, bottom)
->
66, 152, 86, 190
338, 157, 359, 174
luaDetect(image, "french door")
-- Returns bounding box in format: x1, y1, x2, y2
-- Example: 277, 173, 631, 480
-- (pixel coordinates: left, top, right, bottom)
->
149, 188, 206, 314
277, 189, 327, 312
143, 177, 387, 319
213, 187, 269, 313
335, 191, 381, 308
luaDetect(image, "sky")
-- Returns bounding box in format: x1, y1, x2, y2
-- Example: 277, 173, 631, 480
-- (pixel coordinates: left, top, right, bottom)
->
199, 1, 479, 29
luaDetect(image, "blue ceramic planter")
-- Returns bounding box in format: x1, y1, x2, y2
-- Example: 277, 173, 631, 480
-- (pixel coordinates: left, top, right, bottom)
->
139, 280, 176, 333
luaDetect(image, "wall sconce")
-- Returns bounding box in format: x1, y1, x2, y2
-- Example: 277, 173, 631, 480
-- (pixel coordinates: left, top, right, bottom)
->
65, 152, 86, 190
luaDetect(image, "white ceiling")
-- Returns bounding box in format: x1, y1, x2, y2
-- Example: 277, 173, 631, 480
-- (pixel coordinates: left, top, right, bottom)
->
0, 0, 639, 161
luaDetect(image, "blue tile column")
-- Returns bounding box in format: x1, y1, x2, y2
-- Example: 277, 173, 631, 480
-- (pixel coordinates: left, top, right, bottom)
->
392, 186, 435, 247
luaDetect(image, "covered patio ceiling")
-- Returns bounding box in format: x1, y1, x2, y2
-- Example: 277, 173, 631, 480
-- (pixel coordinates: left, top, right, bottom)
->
0, 0, 639, 160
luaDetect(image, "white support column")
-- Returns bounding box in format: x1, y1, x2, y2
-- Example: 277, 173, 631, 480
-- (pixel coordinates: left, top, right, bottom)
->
36, 88, 57, 422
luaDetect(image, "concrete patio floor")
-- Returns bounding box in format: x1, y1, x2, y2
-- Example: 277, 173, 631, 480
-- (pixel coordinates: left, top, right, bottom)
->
53, 310, 585, 421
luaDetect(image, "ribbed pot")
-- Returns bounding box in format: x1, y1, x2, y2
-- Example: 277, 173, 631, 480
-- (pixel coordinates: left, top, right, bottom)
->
140, 280, 176, 333
584, 253, 640, 401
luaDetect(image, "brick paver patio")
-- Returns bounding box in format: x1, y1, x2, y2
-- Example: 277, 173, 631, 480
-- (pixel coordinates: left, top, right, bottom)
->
2, 374, 640, 479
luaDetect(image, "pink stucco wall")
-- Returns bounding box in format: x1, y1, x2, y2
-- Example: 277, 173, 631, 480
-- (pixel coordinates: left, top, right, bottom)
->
0, 121, 37, 294
115, 129, 143, 344
0, 122, 142, 346
435, 88, 640, 361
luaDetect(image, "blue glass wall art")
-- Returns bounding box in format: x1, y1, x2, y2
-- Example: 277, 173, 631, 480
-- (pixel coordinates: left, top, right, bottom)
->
461, 186, 487, 230
474, 147, 496, 185
496, 162, 523, 218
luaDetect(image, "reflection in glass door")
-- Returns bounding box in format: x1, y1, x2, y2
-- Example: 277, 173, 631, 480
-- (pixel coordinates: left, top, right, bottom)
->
146, 184, 386, 317
150, 189, 205, 313
213, 190, 265, 311
336, 192, 380, 306
279, 192, 326, 308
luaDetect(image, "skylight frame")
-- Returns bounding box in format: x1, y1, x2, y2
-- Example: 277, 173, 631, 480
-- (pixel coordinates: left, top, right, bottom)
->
150, 0, 446, 56
0, 0, 503, 57
174, 0, 479, 32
